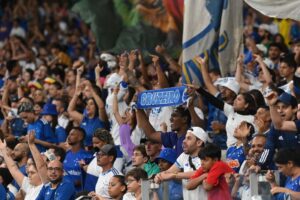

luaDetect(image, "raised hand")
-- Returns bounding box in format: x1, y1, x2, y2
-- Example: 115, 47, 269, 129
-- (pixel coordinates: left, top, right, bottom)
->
155, 45, 166, 55
28, 130, 35, 144
95, 64, 104, 74
0, 139, 7, 151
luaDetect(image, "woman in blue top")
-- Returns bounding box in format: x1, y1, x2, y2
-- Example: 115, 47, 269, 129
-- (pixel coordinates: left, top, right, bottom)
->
68, 67, 108, 148
266, 148, 300, 200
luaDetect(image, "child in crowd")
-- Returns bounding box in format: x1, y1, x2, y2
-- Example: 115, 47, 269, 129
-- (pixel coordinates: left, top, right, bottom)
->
187, 143, 234, 200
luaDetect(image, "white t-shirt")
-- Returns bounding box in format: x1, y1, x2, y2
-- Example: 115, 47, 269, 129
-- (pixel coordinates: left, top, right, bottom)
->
87, 155, 102, 176
123, 192, 136, 200
58, 114, 69, 129
87, 155, 124, 176
95, 168, 122, 198
131, 127, 145, 146
149, 107, 173, 131
21, 177, 43, 200
223, 103, 254, 147
175, 153, 207, 200
105, 94, 128, 145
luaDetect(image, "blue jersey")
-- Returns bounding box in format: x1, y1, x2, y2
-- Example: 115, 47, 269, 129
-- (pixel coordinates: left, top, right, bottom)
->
36, 179, 75, 200
275, 176, 300, 200
226, 144, 245, 173
10, 118, 27, 137
261, 122, 300, 171
55, 126, 67, 143
27, 118, 57, 152
161, 131, 185, 158
157, 180, 183, 200
206, 93, 228, 150
80, 112, 106, 146
63, 149, 93, 192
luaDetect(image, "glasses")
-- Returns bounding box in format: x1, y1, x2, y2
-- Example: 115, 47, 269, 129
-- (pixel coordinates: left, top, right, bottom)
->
47, 167, 62, 171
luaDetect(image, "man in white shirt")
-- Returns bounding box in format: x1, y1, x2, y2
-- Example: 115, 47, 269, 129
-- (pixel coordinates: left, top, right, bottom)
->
154, 127, 208, 200
94, 144, 122, 199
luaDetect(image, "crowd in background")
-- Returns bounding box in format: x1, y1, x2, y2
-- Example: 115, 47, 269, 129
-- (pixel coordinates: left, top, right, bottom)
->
0, 1, 299, 200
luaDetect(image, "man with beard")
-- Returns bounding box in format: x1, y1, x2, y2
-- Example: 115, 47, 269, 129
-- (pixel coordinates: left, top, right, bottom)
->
35, 160, 75, 200
154, 127, 208, 200
136, 106, 191, 157
239, 134, 268, 174
11, 142, 30, 190
267, 43, 282, 70
17, 102, 57, 152
63, 127, 93, 192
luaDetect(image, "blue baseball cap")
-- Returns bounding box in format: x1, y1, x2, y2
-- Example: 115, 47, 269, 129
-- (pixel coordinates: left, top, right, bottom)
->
157, 148, 177, 164
277, 92, 297, 108
40, 103, 58, 115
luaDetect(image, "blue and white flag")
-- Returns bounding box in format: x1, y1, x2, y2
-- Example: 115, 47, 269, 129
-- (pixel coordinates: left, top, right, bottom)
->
136, 86, 188, 109
182, 0, 243, 85
245, 0, 300, 21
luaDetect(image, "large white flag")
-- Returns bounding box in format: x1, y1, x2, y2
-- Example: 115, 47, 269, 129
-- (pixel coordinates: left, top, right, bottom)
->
182, 0, 243, 85
245, 0, 300, 21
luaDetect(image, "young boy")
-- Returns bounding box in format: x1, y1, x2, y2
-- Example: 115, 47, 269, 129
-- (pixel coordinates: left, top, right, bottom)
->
123, 168, 148, 200
187, 143, 234, 200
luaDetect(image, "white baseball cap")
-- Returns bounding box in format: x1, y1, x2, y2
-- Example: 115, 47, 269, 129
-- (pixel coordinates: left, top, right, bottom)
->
187, 127, 208, 143
214, 77, 240, 95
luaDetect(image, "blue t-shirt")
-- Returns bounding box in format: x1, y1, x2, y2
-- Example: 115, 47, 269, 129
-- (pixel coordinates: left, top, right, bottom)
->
161, 131, 185, 158
275, 176, 300, 200
206, 93, 228, 150
36, 179, 75, 200
10, 118, 27, 137
55, 126, 67, 143
157, 180, 183, 200
0, 184, 6, 200
27, 118, 57, 152
226, 144, 245, 173
80, 112, 106, 146
63, 149, 93, 192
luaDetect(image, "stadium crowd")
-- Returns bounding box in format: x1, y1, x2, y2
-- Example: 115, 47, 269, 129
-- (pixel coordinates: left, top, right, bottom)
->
0, 1, 299, 200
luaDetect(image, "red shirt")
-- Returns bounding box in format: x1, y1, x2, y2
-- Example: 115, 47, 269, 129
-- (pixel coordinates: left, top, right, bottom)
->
191, 161, 234, 200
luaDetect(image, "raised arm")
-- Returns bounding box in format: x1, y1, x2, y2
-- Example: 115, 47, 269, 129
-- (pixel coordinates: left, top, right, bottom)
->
255, 54, 272, 85
90, 84, 108, 122
266, 92, 297, 131
235, 54, 250, 91
0, 139, 25, 187
195, 56, 218, 95
151, 55, 169, 89
112, 87, 125, 125
187, 90, 204, 128
27, 131, 48, 183
67, 90, 83, 124
94, 64, 103, 90
155, 45, 181, 75
136, 109, 161, 143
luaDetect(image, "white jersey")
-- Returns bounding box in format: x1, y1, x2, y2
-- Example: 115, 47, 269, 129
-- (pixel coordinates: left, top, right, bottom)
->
149, 107, 173, 131
224, 103, 254, 147
175, 153, 207, 200
95, 167, 122, 198
22, 177, 43, 200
